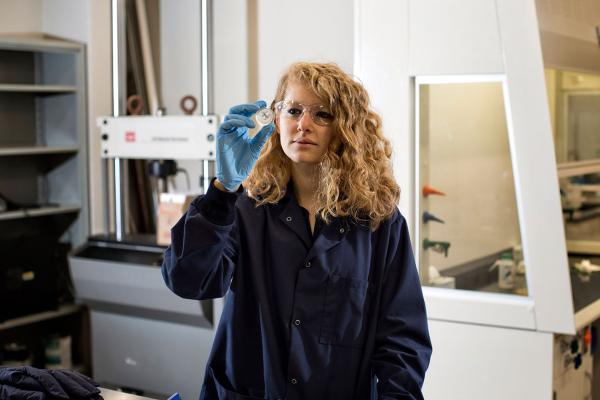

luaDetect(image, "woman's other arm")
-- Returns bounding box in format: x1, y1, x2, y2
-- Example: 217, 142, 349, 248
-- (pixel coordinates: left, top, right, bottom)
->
371, 212, 432, 400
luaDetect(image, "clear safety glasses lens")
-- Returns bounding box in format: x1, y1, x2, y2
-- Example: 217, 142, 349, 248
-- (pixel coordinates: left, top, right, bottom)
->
275, 101, 335, 126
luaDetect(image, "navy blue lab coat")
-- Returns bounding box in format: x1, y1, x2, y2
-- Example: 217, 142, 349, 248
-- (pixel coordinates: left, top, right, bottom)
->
162, 180, 431, 400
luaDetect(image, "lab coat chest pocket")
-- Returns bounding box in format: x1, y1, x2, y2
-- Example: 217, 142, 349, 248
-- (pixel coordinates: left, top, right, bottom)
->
319, 273, 370, 348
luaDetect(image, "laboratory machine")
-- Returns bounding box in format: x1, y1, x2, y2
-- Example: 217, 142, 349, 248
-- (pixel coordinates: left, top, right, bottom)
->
68, 1, 221, 398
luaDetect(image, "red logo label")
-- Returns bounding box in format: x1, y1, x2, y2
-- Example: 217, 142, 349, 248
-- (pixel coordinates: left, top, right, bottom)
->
125, 131, 136, 142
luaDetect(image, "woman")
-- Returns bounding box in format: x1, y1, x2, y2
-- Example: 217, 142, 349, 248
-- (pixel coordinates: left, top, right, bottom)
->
162, 62, 431, 400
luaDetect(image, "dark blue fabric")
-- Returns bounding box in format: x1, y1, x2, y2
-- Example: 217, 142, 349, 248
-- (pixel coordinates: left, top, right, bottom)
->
162, 180, 432, 400
0, 384, 46, 400
0, 367, 101, 400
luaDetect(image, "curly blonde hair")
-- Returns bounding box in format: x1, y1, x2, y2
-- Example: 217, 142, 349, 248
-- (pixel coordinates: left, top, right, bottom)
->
244, 62, 399, 230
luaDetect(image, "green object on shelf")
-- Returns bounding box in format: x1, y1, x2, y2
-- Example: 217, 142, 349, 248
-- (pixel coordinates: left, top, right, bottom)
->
423, 238, 451, 257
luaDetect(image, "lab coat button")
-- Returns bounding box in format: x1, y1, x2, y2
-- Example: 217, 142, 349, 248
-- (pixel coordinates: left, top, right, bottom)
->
286, 216, 292, 222
339, 227, 345, 233
305, 261, 311, 268
294, 319, 301, 326
291, 378, 298, 385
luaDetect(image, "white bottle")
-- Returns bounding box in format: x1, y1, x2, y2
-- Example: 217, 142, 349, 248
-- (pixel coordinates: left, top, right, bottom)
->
490, 252, 516, 289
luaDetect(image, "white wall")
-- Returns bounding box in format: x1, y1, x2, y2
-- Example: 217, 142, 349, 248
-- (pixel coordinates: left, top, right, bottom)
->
159, 0, 201, 117
42, 0, 90, 42
0, 0, 41, 34
256, 0, 354, 100
536, 0, 600, 44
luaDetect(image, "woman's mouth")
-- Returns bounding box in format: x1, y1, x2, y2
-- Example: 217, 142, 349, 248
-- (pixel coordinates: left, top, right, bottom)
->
293, 139, 317, 145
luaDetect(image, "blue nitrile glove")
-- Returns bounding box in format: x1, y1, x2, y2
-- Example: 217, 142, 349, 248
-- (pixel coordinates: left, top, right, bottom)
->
0, 366, 101, 399
216, 100, 275, 192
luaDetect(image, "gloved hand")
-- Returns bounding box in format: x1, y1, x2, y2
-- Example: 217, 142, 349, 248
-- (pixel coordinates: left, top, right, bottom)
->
1, 383, 46, 400
0, 366, 102, 399
216, 100, 275, 192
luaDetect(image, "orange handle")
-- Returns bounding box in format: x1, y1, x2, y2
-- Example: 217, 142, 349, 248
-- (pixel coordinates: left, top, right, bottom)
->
423, 185, 446, 197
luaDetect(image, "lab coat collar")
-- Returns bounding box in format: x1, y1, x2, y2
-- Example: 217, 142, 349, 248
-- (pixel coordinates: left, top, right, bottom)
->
277, 180, 352, 254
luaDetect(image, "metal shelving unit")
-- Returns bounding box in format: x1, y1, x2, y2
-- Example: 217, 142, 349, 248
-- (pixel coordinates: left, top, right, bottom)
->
0, 33, 90, 372
0, 33, 88, 244
0, 84, 77, 94
0, 205, 80, 221
0, 304, 83, 332
0, 146, 78, 156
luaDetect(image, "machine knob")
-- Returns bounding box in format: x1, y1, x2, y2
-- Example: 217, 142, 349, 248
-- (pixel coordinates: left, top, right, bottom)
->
571, 339, 579, 354
574, 354, 582, 370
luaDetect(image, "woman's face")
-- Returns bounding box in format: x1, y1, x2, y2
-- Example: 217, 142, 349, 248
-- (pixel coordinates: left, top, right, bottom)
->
276, 83, 336, 165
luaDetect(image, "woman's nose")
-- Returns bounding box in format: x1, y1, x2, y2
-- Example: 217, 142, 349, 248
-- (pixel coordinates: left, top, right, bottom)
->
296, 110, 313, 131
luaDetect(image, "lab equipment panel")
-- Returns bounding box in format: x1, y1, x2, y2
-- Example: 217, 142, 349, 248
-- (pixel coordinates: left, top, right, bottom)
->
98, 115, 218, 160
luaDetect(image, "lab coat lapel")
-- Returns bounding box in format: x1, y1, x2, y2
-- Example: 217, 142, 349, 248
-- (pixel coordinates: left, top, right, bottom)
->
278, 195, 312, 249
306, 218, 348, 261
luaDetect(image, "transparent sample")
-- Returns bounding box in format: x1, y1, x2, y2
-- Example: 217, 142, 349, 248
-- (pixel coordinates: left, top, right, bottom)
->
247, 107, 275, 138
417, 80, 527, 296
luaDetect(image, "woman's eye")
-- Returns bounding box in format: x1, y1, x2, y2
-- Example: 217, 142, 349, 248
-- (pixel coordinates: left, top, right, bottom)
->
287, 107, 303, 115
316, 111, 334, 120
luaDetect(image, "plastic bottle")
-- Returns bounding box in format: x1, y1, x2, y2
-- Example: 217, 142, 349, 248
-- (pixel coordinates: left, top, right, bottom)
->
490, 252, 516, 289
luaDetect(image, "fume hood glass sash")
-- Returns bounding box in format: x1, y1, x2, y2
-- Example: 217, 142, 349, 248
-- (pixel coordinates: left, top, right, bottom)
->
415, 74, 573, 333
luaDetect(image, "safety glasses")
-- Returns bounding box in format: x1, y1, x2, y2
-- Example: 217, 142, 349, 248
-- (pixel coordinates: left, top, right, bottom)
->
274, 100, 335, 127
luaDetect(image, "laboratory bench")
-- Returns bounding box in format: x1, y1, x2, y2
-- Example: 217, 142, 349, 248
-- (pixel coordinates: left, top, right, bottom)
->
449, 251, 600, 330
100, 388, 157, 400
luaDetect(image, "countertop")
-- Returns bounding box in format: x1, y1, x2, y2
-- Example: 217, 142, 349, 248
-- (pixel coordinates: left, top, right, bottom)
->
100, 388, 157, 400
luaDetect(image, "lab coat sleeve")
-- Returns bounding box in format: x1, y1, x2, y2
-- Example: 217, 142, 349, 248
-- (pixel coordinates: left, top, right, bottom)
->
371, 212, 432, 400
161, 179, 241, 300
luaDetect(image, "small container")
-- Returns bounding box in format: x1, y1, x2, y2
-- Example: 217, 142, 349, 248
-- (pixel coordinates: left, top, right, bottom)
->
512, 244, 523, 264
1, 342, 32, 367
428, 265, 456, 289
44, 335, 72, 369
247, 107, 275, 138
490, 252, 516, 289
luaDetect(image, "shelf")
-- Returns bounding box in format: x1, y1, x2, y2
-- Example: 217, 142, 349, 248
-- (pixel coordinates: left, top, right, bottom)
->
0, 84, 77, 94
0, 205, 80, 221
73, 364, 88, 374
0, 304, 83, 332
557, 160, 600, 178
0, 146, 78, 157
0, 33, 83, 53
